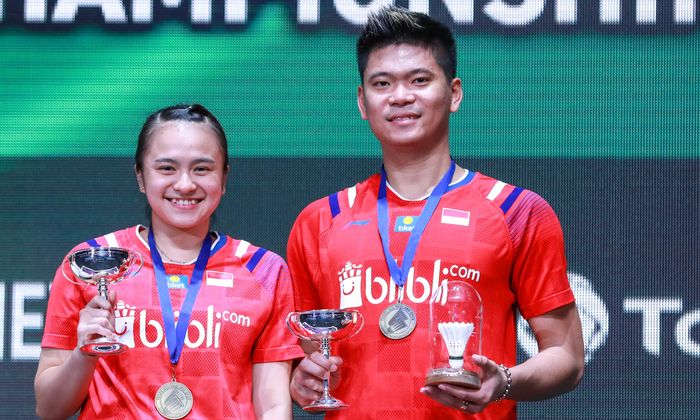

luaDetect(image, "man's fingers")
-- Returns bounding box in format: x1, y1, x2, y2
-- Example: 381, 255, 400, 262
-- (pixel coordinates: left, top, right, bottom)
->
299, 354, 333, 380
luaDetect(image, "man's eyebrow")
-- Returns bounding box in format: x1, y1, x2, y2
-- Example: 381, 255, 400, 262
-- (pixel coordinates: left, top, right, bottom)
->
367, 68, 436, 80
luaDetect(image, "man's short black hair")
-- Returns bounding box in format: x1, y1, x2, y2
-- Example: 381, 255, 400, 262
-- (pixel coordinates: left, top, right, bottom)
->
356, 6, 457, 83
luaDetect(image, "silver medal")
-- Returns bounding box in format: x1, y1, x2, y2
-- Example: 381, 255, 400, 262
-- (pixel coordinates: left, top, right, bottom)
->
379, 302, 417, 339
155, 381, 194, 419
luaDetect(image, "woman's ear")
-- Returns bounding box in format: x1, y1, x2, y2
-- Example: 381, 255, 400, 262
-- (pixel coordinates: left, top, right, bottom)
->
222, 164, 230, 195
135, 166, 145, 193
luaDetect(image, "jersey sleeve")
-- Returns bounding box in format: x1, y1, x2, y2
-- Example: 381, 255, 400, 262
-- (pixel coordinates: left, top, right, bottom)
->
507, 190, 575, 319
41, 251, 93, 350
287, 198, 328, 312
250, 252, 305, 363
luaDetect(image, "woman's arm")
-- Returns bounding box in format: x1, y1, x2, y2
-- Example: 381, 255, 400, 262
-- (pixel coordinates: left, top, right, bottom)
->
35, 292, 116, 419
34, 347, 98, 419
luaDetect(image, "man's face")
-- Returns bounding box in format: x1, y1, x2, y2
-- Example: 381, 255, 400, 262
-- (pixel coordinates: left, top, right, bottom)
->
357, 43, 462, 151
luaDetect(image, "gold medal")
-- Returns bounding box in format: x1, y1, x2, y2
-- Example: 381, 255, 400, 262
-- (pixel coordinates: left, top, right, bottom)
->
155, 381, 193, 419
379, 302, 417, 339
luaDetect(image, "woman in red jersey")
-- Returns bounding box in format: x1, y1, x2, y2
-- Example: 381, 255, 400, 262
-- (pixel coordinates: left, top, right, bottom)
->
35, 104, 303, 419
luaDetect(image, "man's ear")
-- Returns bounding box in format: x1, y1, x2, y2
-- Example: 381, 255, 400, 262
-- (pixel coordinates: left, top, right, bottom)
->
357, 85, 368, 120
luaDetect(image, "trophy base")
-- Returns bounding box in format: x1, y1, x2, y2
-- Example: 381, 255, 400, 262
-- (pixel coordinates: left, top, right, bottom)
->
303, 398, 349, 412
424, 368, 481, 389
81, 338, 128, 356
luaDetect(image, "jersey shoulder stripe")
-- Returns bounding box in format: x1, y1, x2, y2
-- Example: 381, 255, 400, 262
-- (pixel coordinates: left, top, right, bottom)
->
465, 174, 560, 250
234, 239, 287, 298
467, 173, 520, 207
329, 192, 341, 218
245, 247, 267, 272
328, 184, 359, 219
500, 187, 524, 214
84, 227, 134, 249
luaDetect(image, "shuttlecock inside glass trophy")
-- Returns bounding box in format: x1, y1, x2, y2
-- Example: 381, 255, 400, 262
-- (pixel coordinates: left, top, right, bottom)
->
425, 280, 482, 389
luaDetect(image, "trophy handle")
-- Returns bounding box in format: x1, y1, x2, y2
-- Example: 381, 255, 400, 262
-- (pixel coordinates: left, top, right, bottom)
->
286, 312, 306, 340
346, 310, 364, 340
124, 250, 143, 280
61, 255, 83, 286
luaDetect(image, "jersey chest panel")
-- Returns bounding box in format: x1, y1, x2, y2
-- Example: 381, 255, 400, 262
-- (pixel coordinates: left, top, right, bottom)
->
318, 188, 515, 326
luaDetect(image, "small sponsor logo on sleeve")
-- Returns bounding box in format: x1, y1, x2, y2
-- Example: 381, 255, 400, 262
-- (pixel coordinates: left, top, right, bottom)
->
206, 271, 234, 288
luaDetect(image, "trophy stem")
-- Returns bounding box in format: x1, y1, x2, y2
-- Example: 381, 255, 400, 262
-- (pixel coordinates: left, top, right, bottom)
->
97, 276, 109, 300
320, 336, 330, 358
320, 337, 331, 396
304, 335, 348, 411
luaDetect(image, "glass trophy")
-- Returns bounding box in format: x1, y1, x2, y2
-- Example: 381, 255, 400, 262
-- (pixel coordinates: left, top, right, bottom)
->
425, 280, 482, 389
62, 246, 142, 355
286, 309, 363, 411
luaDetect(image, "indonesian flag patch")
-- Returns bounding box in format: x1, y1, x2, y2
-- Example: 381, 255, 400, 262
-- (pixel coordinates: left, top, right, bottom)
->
440, 208, 470, 227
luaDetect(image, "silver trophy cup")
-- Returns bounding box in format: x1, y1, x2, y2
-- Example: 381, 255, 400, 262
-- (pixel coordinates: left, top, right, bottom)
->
286, 309, 364, 411
62, 247, 142, 355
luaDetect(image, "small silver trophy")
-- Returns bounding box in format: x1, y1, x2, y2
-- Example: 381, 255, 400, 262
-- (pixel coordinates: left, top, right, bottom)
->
62, 247, 142, 355
286, 309, 364, 411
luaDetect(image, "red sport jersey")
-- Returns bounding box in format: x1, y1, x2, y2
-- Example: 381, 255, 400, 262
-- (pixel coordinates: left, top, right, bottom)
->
42, 225, 303, 419
288, 171, 575, 419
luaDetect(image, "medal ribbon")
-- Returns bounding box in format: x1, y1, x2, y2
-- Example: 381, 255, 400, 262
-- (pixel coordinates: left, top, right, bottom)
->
148, 228, 212, 365
377, 160, 456, 294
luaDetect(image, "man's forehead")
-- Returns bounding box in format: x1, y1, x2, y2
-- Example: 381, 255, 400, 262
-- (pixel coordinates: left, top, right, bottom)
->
365, 45, 440, 75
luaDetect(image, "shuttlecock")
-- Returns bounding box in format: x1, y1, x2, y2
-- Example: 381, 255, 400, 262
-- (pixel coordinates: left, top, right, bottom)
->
438, 322, 474, 369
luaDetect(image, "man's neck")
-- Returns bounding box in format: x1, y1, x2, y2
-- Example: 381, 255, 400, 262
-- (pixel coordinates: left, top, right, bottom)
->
382, 151, 463, 200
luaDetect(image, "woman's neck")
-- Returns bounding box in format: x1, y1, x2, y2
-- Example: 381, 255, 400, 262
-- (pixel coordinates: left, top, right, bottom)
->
143, 220, 210, 263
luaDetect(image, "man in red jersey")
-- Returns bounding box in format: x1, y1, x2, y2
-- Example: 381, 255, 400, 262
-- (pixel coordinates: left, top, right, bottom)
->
287, 6, 584, 419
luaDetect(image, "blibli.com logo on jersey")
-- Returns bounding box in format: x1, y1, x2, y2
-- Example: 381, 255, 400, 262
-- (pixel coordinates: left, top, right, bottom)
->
338, 260, 481, 309
395, 216, 417, 232
112, 301, 251, 349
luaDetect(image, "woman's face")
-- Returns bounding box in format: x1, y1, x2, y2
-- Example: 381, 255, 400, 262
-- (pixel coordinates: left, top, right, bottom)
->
136, 120, 228, 234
